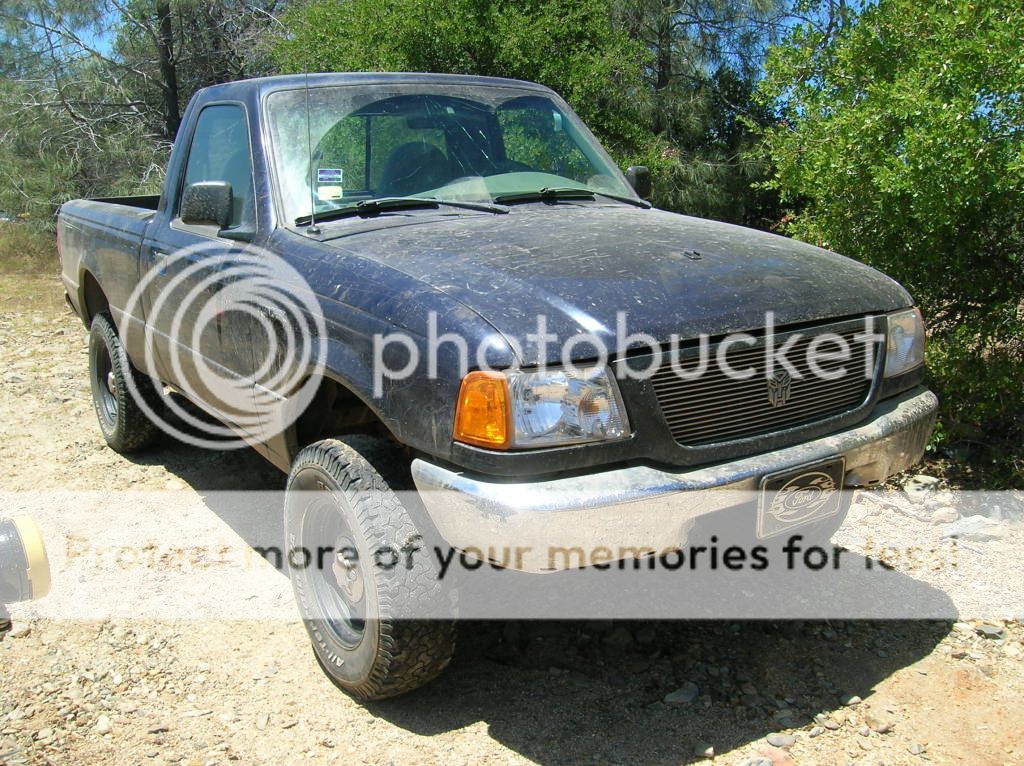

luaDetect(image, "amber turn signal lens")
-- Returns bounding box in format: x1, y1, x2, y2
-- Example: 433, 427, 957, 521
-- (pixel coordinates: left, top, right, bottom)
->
454, 371, 510, 449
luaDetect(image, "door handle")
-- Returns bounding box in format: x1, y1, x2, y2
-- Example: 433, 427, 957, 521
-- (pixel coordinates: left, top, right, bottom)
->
150, 246, 172, 275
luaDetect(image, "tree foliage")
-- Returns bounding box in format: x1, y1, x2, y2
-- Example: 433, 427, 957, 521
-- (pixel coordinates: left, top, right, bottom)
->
612, 0, 788, 224
0, 0, 284, 221
758, 0, 1024, 480
3, 0, 790, 227
275, 0, 649, 155
275, 0, 786, 225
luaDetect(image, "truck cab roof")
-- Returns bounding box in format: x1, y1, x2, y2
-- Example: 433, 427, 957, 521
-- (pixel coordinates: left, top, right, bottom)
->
194, 72, 555, 104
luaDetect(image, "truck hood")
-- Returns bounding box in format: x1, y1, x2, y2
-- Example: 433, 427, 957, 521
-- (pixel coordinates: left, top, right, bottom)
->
321, 205, 912, 365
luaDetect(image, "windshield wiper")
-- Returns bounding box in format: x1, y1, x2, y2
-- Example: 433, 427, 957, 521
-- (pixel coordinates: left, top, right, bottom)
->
588, 189, 652, 209
494, 187, 595, 205
493, 186, 651, 209
295, 196, 508, 227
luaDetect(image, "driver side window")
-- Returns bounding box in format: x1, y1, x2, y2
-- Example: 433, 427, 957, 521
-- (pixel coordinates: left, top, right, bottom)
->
181, 104, 255, 228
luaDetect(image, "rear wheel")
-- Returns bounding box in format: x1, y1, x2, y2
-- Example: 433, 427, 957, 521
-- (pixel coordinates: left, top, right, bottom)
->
88, 313, 161, 453
285, 436, 455, 700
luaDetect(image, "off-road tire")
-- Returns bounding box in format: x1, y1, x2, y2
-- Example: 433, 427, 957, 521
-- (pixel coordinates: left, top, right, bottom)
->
88, 313, 161, 453
285, 436, 456, 700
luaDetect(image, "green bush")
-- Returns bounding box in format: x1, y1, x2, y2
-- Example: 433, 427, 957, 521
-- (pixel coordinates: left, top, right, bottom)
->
926, 307, 1024, 484
272, 0, 782, 226
274, 0, 648, 158
758, 0, 1024, 485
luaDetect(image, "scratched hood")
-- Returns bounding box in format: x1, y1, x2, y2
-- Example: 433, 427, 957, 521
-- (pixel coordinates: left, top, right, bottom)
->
321, 205, 912, 365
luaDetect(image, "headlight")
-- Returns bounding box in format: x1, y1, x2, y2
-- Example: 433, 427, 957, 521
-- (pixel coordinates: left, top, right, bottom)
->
454, 366, 631, 449
884, 307, 926, 377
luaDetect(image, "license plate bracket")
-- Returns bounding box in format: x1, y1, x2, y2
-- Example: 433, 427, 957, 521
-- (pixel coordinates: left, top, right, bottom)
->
757, 457, 846, 539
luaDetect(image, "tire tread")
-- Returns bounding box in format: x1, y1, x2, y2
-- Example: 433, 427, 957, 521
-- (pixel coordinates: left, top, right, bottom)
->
288, 436, 455, 700
89, 313, 161, 453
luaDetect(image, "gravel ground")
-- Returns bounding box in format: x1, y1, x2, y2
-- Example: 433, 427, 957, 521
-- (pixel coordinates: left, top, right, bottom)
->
2, 273, 1023, 766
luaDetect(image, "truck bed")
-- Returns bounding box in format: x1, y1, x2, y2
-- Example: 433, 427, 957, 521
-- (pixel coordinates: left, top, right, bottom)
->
89, 194, 161, 210
60, 197, 157, 235
57, 196, 159, 323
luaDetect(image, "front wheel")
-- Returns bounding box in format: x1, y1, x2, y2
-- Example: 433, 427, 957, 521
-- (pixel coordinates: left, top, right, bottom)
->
285, 437, 455, 700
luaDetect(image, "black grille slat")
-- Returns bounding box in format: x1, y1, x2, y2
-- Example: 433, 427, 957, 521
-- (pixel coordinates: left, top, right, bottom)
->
656, 334, 864, 367
652, 352, 870, 395
659, 377, 868, 417
653, 360, 870, 405
665, 388, 872, 436
665, 390, 871, 442
656, 359, 870, 395
654, 368, 870, 412
652, 343, 870, 382
651, 323, 876, 446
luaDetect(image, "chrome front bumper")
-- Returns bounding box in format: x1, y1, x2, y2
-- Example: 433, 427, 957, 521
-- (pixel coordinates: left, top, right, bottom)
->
411, 387, 938, 572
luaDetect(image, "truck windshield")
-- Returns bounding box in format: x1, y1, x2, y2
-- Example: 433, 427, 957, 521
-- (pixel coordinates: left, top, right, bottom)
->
265, 83, 637, 224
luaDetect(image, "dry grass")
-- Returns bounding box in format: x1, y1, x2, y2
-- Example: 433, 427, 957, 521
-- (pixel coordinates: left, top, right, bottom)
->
0, 222, 59, 275
0, 224, 65, 313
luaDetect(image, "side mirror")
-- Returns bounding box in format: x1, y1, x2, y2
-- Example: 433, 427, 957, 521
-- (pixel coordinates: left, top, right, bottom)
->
625, 166, 652, 199
181, 181, 233, 228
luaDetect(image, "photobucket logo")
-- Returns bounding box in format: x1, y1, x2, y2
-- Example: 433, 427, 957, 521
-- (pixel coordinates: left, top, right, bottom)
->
373, 311, 883, 394
120, 242, 326, 449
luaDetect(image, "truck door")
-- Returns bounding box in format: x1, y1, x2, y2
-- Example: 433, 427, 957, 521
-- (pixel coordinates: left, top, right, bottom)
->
139, 102, 259, 436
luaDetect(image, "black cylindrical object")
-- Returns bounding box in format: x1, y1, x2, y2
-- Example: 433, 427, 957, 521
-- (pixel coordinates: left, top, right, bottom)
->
0, 516, 50, 604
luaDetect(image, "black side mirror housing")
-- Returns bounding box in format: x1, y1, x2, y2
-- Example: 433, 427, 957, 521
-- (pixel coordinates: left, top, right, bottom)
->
625, 166, 652, 199
180, 181, 233, 228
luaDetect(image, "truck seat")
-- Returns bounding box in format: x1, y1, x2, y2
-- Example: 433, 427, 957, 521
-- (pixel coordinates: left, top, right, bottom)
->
378, 142, 450, 197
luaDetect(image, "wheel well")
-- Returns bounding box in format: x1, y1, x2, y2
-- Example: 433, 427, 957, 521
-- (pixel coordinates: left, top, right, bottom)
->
292, 376, 392, 454
81, 272, 109, 326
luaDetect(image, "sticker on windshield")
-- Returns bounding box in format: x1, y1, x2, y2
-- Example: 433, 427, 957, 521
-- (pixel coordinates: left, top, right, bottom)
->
317, 168, 344, 184
316, 185, 343, 201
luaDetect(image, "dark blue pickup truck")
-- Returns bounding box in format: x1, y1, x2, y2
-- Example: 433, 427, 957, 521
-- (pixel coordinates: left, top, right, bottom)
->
57, 72, 936, 699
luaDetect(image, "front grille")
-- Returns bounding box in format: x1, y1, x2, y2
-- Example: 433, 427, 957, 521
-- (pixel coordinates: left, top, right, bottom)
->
651, 323, 878, 446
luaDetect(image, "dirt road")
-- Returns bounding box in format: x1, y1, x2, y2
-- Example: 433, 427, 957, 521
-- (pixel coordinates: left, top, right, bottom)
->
2, 273, 1022, 766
